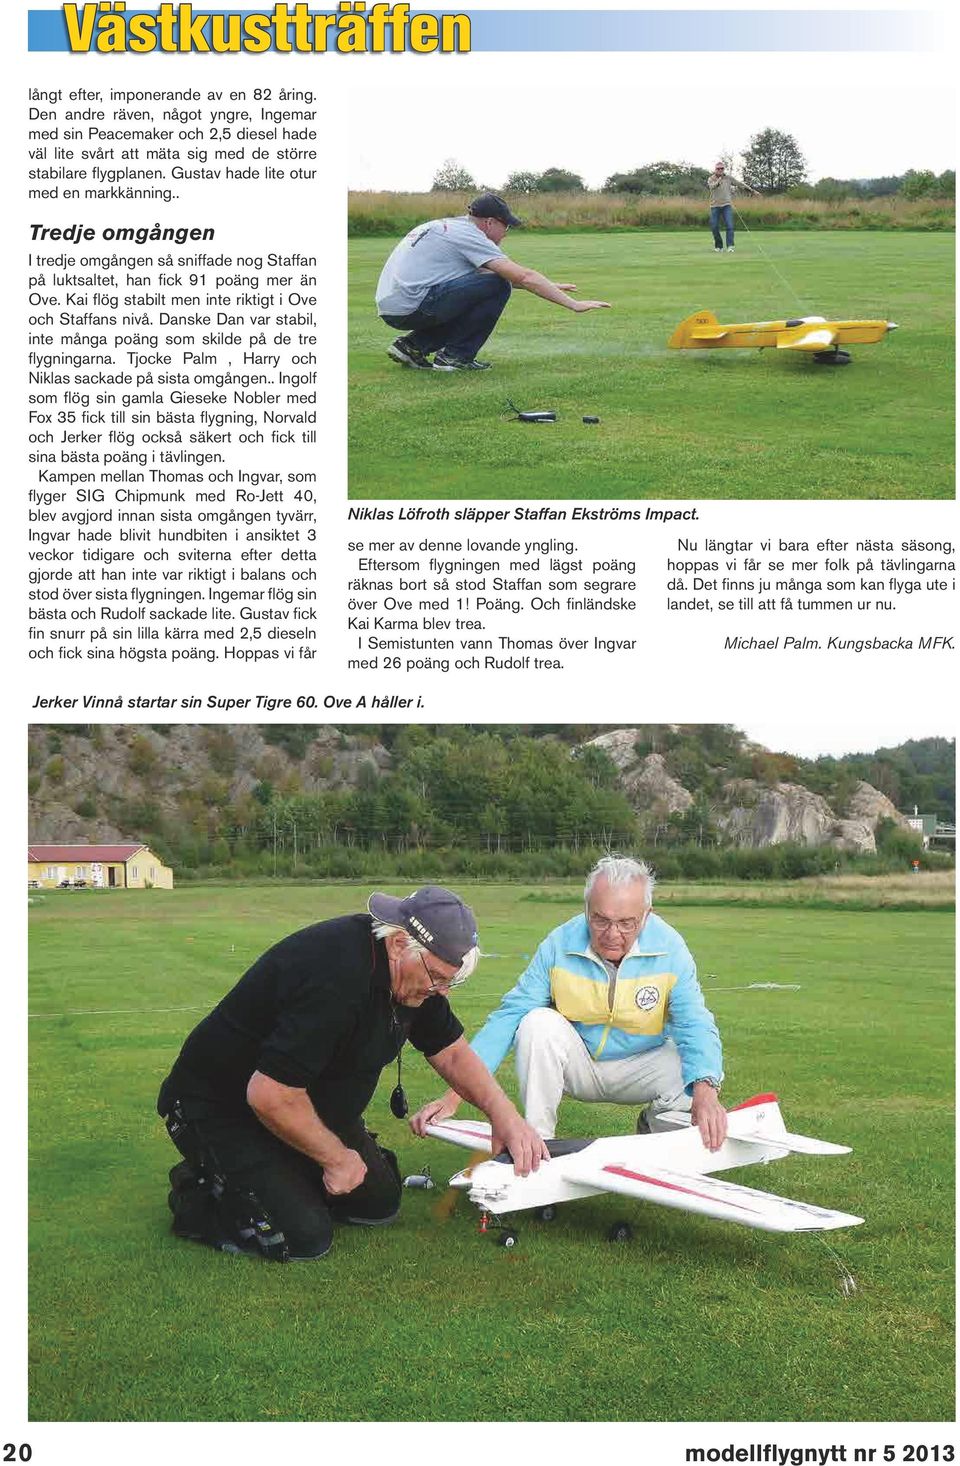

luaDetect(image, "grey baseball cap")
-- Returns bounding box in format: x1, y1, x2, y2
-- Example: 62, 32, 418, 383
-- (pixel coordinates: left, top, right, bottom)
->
367, 885, 479, 967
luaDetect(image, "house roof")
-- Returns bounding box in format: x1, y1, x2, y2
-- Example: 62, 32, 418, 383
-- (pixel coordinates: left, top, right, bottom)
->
27, 844, 150, 863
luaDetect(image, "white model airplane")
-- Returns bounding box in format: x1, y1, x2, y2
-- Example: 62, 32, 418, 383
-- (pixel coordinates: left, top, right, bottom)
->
425, 1093, 863, 1243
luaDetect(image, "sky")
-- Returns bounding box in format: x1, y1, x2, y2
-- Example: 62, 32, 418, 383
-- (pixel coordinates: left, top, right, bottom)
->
348, 54, 955, 192
740, 723, 953, 760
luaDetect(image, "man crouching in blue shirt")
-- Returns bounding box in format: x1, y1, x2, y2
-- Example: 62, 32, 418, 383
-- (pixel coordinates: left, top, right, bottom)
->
411, 856, 727, 1152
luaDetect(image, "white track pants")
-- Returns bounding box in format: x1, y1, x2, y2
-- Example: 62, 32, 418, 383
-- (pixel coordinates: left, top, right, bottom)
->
514, 1007, 692, 1139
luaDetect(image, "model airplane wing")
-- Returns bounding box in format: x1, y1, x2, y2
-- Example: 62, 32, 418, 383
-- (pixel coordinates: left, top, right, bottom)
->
424, 1118, 493, 1153
557, 1152, 864, 1233
775, 320, 837, 351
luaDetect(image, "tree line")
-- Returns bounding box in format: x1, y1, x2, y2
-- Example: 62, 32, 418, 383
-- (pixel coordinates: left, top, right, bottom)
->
431, 128, 954, 201
32, 725, 954, 879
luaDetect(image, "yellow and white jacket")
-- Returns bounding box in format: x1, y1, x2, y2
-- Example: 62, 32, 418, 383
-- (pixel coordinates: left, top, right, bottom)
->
470, 911, 722, 1092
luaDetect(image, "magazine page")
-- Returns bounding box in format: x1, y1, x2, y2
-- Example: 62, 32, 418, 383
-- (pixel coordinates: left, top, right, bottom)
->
8, 0, 958, 1460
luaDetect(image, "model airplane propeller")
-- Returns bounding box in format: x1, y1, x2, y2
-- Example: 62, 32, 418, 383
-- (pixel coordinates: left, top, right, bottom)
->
426, 1093, 864, 1243
669, 309, 898, 364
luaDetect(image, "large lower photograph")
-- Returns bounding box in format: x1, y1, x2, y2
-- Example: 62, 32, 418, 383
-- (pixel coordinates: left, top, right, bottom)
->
28, 724, 954, 1421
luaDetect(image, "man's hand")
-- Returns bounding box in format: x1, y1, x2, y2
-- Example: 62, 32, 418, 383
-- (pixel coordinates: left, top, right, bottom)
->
691, 1082, 728, 1153
322, 1148, 367, 1195
491, 1113, 551, 1177
571, 299, 611, 313
409, 1092, 460, 1136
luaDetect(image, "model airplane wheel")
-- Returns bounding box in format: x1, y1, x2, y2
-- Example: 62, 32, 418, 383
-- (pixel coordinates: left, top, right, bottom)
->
498, 1230, 519, 1248
538, 1206, 557, 1222
814, 349, 851, 366
607, 1221, 633, 1243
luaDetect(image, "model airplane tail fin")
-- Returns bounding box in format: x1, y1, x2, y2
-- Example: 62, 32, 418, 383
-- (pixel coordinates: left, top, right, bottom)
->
669, 310, 726, 348
727, 1092, 786, 1133
726, 1093, 852, 1155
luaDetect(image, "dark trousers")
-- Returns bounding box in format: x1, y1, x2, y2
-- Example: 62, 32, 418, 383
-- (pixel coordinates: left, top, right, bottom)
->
381, 269, 512, 360
165, 1108, 401, 1260
710, 204, 734, 248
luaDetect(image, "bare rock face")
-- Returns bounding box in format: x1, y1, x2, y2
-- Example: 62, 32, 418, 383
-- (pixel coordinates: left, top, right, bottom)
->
584, 728, 644, 772
28, 802, 127, 845
583, 733, 694, 814
27, 723, 394, 844
627, 753, 695, 814
846, 781, 913, 831
830, 818, 878, 854
717, 780, 837, 847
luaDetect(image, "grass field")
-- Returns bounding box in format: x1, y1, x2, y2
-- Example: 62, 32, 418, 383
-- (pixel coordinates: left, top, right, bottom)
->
348, 231, 954, 499
29, 883, 954, 1422
524, 871, 956, 911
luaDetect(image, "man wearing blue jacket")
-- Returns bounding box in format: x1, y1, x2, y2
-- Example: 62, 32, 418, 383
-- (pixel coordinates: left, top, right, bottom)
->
411, 855, 727, 1151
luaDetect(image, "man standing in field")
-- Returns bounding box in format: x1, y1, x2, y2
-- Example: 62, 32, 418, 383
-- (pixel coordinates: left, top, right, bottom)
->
158, 886, 547, 1261
411, 856, 727, 1151
375, 192, 611, 371
707, 161, 759, 252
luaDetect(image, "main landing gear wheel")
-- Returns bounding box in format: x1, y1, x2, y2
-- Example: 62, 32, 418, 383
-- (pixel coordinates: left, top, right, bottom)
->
607, 1221, 633, 1243
814, 348, 851, 366
497, 1229, 520, 1248
538, 1206, 557, 1222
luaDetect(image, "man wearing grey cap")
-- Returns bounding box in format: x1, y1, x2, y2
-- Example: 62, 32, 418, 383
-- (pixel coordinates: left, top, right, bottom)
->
158, 885, 547, 1261
375, 192, 611, 371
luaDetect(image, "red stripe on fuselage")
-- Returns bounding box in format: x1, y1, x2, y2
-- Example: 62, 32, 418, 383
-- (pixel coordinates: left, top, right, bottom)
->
602, 1165, 762, 1215
729, 1092, 778, 1111
434, 1124, 491, 1142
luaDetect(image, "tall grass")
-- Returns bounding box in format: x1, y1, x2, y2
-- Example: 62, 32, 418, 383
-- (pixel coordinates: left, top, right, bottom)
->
349, 189, 955, 236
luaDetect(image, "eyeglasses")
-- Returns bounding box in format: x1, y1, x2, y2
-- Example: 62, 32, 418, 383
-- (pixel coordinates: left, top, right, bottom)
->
419, 952, 466, 990
587, 912, 645, 936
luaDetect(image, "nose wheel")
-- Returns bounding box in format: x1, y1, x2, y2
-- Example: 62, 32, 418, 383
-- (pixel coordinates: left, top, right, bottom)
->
480, 1212, 521, 1248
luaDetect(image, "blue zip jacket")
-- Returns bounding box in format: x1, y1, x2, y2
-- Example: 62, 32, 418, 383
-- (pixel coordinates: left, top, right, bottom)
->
471, 910, 723, 1093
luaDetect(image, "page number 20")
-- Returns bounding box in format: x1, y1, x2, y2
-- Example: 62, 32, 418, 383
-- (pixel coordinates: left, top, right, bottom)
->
2, 1448, 31, 1461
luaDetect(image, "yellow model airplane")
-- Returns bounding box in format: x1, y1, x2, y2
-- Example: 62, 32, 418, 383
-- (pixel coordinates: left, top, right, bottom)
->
669, 309, 898, 364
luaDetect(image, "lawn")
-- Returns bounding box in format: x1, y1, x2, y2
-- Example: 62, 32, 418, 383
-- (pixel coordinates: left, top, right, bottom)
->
29, 883, 954, 1421
348, 231, 954, 499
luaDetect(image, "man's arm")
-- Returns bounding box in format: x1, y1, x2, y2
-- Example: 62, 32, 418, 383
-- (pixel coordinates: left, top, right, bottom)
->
484, 254, 610, 312
422, 1036, 549, 1175
408, 937, 558, 1131
663, 942, 727, 1152
246, 1070, 366, 1194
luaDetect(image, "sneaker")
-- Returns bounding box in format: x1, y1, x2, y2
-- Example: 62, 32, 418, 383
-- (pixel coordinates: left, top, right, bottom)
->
636, 1109, 652, 1135
714, 245, 723, 253
433, 349, 491, 371
726, 245, 735, 253
387, 337, 433, 370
